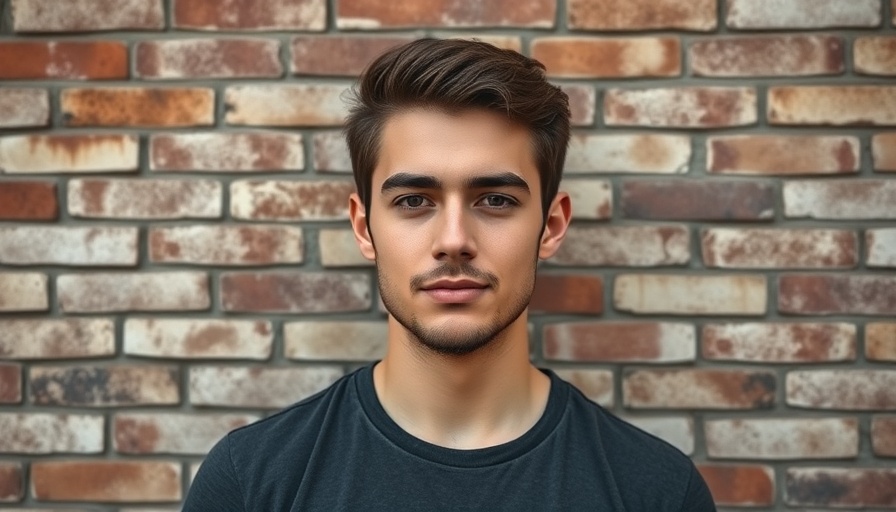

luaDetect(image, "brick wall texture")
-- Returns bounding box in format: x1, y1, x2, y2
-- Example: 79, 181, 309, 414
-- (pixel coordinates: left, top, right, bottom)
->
0, 0, 895, 509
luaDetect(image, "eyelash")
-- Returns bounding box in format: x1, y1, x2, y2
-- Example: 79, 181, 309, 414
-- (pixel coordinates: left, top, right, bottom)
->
394, 194, 518, 210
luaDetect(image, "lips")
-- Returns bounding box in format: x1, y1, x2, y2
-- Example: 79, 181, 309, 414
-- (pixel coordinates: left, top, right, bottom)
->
419, 279, 489, 304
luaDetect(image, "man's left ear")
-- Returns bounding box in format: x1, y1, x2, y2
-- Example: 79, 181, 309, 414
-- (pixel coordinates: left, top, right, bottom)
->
538, 191, 572, 260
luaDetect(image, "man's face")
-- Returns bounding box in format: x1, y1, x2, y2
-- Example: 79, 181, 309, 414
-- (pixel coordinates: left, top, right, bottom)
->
350, 108, 569, 356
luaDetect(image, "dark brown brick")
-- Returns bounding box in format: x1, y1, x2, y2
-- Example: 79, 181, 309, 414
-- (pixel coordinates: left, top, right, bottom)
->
61, 87, 214, 127
337, 0, 555, 28
779, 274, 896, 316
11, 0, 164, 32
568, 0, 717, 31
697, 464, 774, 507
621, 181, 774, 221
291, 36, 414, 76
0, 462, 23, 502
0, 181, 57, 220
174, 0, 325, 30
220, 272, 371, 313
30, 365, 180, 406
544, 321, 694, 362
690, 35, 843, 77
0, 41, 127, 80
0, 364, 22, 404
530, 274, 603, 314
786, 467, 896, 507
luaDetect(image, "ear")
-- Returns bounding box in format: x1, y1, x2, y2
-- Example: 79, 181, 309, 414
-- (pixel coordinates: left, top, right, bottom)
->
538, 191, 571, 260
349, 192, 376, 261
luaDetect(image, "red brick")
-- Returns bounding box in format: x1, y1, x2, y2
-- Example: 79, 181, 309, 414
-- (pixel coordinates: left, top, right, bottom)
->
768, 86, 896, 125
532, 37, 680, 78
0, 181, 57, 220
434, 34, 523, 52
225, 84, 347, 126
544, 321, 695, 362
312, 131, 351, 173
697, 464, 774, 507
784, 180, 896, 220
221, 272, 371, 313
0, 41, 127, 79
868, 229, 896, 267
854, 36, 896, 75
701, 228, 857, 268
319, 228, 373, 267
150, 225, 302, 265
136, 38, 282, 79
0, 272, 48, 312
31, 365, 179, 407
0, 226, 137, 266
867, 323, 896, 362
605, 87, 756, 128
150, 132, 303, 172
561, 179, 611, 219
568, 0, 716, 31
872, 416, 896, 456
0, 134, 138, 174
58, 272, 209, 313
561, 84, 596, 126
0, 413, 103, 453
0, 319, 115, 359
174, 0, 325, 30
124, 318, 273, 359
68, 178, 221, 219
565, 133, 690, 174
872, 133, 896, 171
615, 274, 766, 315
779, 274, 896, 316
553, 369, 613, 406
11, 0, 164, 32
707, 135, 858, 175
703, 322, 856, 363
189, 366, 343, 408
0, 463, 23, 502
291, 35, 414, 76
0, 88, 48, 128
530, 274, 603, 314
284, 321, 387, 361
690, 35, 843, 77
31, 461, 180, 502
621, 180, 774, 221
337, 0, 555, 28
621, 416, 693, 454
0, 364, 22, 404
727, 0, 881, 29
61, 87, 214, 127
785, 467, 896, 507
706, 418, 858, 459
114, 413, 257, 454
787, 370, 896, 410
230, 180, 353, 221
624, 369, 775, 409
550, 225, 690, 266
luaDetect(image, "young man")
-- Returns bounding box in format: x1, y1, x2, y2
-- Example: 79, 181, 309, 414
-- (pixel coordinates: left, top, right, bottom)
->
183, 38, 716, 511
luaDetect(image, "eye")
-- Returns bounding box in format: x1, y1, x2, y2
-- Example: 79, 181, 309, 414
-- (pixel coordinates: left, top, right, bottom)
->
395, 195, 431, 209
478, 194, 516, 209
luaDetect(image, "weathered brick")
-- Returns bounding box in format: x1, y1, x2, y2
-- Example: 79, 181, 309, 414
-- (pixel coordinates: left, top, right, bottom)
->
190, 366, 343, 408
605, 87, 757, 128
701, 228, 857, 268
0, 181, 57, 220
292, 35, 414, 76
568, 0, 716, 31
778, 274, 896, 316
787, 370, 896, 410
703, 322, 856, 363
124, 318, 272, 359
553, 369, 613, 406
690, 35, 843, 77
622, 181, 774, 221
0, 88, 48, 128
0, 413, 103, 454
727, 0, 881, 29
337, 0, 555, 28
707, 135, 859, 175
221, 272, 371, 313
706, 418, 858, 459
532, 37, 680, 78
544, 321, 695, 362
854, 36, 896, 75
11, 0, 164, 32
0, 272, 48, 312
58, 272, 209, 313
697, 464, 774, 507
868, 229, 896, 267
0, 364, 22, 404
560, 179, 611, 219
150, 132, 303, 172
62, 87, 214, 127
225, 84, 347, 126
174, 0, 325, 30
31, 365, 179, 407
31, 461, 180, 502
230, 180, 353, 221
0, 134, 138, 174
615, 274, 767, 315
624, 369, 775, 409
149, 225, 303, 265
114, 413, 258, 454
312, 131, 351, 173
785, 467, 896, 507
136, 38, 282, 79
319, 228, 372, 267
530, 274, 603, 314
565, 133, 690, 174
284, 321, 387, 360
434, 33, 523, 52
768, 86, 896, 125
785, 180, 896, 220
0, 319, 115, 359
620, 416, 693, 454
0, 41, 127, 80
0, 226, 137, 266
0, 462, 23, 502
872, 416, 896, 456
68, 178, 221, 219
549, 225, 690, 267
561, 84, 596, 126
867, 323, 896, 362
873, 133, 896, 171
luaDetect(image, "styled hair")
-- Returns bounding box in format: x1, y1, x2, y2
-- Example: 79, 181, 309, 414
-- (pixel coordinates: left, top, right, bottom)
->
344, 38, 570, 217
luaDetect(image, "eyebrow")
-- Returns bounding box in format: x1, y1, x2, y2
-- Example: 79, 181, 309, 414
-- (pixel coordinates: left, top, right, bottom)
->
380, 171, 530, 194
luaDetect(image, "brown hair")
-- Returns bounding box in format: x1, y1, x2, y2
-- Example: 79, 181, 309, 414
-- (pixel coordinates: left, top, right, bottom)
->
344, 38, 570, 217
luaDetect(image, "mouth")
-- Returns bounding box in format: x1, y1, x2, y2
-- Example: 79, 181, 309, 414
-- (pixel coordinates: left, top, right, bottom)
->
419, 279, 489, 304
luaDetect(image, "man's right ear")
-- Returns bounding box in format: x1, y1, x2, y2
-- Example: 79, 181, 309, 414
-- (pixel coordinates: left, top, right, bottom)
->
349, 193, 376, 261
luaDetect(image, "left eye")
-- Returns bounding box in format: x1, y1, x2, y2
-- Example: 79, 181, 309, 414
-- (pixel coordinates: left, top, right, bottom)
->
479, 195, 514, 208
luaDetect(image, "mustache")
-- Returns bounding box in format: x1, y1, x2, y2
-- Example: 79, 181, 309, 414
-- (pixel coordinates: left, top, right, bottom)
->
410, 262, 499, 291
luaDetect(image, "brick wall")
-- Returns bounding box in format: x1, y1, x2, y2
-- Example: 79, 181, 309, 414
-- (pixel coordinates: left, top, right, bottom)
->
0, 0, 894, 509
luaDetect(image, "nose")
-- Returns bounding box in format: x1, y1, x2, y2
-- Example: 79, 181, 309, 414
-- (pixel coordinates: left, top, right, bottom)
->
432, 199, 477, 262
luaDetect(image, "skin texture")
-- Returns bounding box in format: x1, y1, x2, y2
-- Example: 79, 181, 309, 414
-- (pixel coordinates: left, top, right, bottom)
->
349, 108, 572, 449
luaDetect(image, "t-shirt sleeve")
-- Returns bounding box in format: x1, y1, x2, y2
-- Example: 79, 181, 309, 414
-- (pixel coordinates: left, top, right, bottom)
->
182, 435, 245, 512
679, 464, 717, 512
